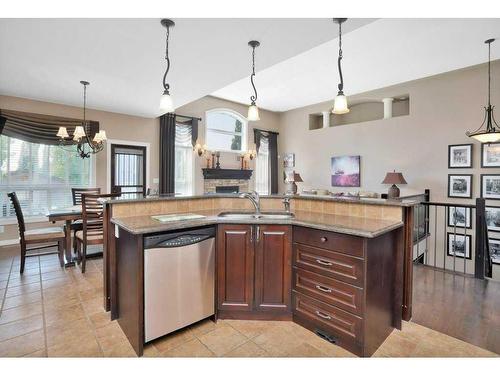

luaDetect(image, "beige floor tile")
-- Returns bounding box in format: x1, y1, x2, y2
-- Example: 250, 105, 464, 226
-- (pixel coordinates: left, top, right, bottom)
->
2, 291, 42, 309
0, 329, 45, 357
95, 321, 129, 352
43, 288, 81, 309
0, 301, 43, 325
198, 324, 248, 356
153, 328, 195, 353
189, 318, 226, 337
41, 270, 70, 281
102, 341, 137, 357
24, 349, 47, 357
45, 317, 94, 348
224, 340, 269, 357
0, 314, 43, 342
0, 272, 9, 282
282, 342, 328, 357
78, 287, 103, 302
42, 276, 72, 290
0, 280, 7, 289
252, 325, 310, 356
88, 310, 112, 329
7, 275, 40, 288
44, 302, 87, 328
5, 282, 41, 298
160, 338, 215, 357
81, 296, 105, 315
143, 344, 160, 357
47, 335, 103, 357
224, 319, 277, 339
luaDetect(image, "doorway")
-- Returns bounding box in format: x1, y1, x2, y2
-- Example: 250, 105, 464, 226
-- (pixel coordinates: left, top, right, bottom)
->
110, 143, 147, 197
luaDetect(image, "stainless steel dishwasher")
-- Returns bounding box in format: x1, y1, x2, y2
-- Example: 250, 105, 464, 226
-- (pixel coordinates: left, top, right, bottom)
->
143, 226, 215, 343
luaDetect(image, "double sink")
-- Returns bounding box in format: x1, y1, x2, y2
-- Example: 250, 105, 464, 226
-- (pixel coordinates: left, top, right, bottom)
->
217, 211, 294, 220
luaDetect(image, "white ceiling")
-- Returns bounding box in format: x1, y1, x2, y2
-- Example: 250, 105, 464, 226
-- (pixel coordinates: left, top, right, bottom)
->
213, 18, 500, 112
0, 18, 373, 118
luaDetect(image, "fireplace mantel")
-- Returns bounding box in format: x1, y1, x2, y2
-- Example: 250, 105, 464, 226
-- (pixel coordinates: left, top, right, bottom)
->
202, 168, 253, 180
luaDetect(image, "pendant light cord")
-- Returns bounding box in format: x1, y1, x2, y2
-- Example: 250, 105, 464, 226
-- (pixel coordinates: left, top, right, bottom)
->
337, 21, 344, 93
250, 45, 258, 105
488, 40, 491, 106
162, 26, 171, 93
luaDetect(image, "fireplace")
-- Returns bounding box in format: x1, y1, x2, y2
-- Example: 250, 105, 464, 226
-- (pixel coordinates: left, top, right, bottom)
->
216, 186, 239, 194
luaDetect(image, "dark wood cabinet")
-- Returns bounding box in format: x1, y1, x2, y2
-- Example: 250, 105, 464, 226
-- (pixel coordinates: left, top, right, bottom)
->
217, 224, 254, 311
254, 225, 292, 313
217, 224, 292, 319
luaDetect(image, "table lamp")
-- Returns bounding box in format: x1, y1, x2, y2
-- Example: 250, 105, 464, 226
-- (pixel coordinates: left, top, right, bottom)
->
382, 170, 407, 198
289, 172, 303, 195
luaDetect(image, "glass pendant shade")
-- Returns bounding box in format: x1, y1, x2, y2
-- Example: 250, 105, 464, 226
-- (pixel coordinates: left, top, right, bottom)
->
73, 126, 86, 140
247, 104, 260, 121
57, 126, 69, 138
332, 93, 350, 114
469, 131, 500, 143
93, 130, 107, 143
99, 130, 107, 141
160, 92, 174, 113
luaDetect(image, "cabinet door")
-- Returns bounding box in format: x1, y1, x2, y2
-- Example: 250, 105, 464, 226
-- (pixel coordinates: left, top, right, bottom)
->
217, 224, 254, 311
254, 225, 292, 312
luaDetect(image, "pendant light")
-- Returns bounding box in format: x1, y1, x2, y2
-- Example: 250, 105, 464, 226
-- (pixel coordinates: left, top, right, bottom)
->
332, 18, 350, 115
247, 40, 261, 121
159, 19, 175, 113
466, 39, 500, 143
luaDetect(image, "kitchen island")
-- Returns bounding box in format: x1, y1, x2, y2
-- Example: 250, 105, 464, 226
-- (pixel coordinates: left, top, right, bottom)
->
102, 194, 418, 357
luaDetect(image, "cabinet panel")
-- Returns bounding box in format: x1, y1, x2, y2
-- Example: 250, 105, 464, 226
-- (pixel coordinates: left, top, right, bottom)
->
255, 225, 292, 312
217, 225, 254, 311
294, 226, 365, 258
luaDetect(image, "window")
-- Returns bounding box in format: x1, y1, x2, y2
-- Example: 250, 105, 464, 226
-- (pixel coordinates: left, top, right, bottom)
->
175, 124, 194, 196
0, 135, 93, 220
255, 137, 270, 195
205, 109, 247, 153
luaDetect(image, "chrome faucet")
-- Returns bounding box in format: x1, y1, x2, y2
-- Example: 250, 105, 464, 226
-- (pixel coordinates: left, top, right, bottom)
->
282, 197, 291, 213
239, 191, 261, 215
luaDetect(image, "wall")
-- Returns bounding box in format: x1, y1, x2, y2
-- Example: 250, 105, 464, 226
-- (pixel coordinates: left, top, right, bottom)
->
175, 95, 281, 194
278, 60, 500, 201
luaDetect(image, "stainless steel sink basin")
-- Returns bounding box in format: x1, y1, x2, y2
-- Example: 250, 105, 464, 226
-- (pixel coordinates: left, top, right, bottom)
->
217, 211, 294, 220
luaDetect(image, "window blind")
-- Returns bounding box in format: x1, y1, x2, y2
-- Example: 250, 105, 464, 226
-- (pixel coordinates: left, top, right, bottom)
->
174, 124, 194, 196
255, 136, 270, 195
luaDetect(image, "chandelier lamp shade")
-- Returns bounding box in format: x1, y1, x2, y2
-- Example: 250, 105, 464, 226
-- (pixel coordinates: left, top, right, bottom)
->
332, 18, 350, 115
466, 38, 500, 143
159, 18, 175, 113
56, 81, 107, 159
247, 40, 261, 121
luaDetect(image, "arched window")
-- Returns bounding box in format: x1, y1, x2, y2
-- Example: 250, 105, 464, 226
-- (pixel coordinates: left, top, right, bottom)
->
205, 109, 247, 153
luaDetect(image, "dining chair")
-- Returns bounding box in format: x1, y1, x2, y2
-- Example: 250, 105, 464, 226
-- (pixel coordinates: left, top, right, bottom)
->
71, 187, 101, 254
7, 192, 65, 273
74, 193, 119, 273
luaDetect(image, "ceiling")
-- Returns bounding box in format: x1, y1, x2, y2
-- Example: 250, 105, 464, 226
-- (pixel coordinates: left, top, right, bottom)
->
0, 18, 373, 118
1, 18, 499, 117
214, 18, 500, 111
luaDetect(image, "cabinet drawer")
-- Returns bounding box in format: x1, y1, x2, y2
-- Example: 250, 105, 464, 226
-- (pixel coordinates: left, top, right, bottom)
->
293, 226, 364, 258
293, 292, 362, 344
293, 267, 364, 315
293, 243, 364, 287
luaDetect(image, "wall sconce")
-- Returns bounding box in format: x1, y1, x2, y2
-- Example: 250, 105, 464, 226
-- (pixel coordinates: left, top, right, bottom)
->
247, 149, 257, 160
194, 143, 207, 157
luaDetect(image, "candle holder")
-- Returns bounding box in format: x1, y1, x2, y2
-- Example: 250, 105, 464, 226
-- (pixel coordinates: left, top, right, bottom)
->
215, 152, 221, 169
211, 152, 216, 169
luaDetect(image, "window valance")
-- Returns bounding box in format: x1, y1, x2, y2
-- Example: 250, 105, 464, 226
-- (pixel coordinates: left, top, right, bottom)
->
0, 109, 99, 146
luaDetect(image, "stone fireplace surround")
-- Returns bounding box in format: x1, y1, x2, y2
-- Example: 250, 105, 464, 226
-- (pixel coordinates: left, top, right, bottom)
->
204, 178, 249, 194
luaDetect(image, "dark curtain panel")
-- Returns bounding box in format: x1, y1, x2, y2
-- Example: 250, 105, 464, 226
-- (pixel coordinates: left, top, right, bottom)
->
254, 128, 279, 194
0, 115, 6, 134
176, 116, 199, 147
0, 109, 99, 145
159, 113, 176, 195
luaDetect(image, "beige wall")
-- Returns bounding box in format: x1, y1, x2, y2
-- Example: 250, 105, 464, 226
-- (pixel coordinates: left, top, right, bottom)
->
176, 95, 281, 195
278, 60, 500, 202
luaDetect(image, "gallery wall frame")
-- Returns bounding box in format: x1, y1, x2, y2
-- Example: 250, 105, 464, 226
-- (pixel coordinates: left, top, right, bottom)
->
446, 232, 472, 260
447, 206, 472, 229
486, 206, 500, 232
480, 174, 500, 200
448, 174, 473, 199
481, 142, 500, 168
448, 143, 473, 168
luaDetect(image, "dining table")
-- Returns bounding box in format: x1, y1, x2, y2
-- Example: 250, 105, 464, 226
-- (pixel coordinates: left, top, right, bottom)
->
46, 205, 82, 266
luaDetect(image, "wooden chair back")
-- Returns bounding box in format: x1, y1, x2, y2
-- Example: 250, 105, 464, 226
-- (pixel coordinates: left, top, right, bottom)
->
7, 192, 25, 240
81, 193, 120, 240
72, 187, 101, 205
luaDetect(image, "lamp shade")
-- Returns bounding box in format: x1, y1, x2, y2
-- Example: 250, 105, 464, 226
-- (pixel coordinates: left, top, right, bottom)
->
160, 93, 175, 113
73, 126, 86, 140
332, 93, 350, 114
382, 171, 407, 185
247, 104, 260, 121
469, 131, 500, 143
56, 126, 69, 138
292, 173, 303, 182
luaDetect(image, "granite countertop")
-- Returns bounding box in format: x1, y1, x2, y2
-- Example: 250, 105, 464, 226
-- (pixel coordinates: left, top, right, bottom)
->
111, 209, 403, 238
101, 193, 419, 207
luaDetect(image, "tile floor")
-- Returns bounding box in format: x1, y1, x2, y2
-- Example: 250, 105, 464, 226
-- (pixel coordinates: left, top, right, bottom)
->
0, 247, 497, 358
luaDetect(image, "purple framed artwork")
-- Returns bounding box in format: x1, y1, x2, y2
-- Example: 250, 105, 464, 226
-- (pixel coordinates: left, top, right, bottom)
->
331, 155, 360, 187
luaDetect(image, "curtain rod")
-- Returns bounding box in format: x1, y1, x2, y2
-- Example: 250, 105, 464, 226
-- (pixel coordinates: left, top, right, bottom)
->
254, 127, 279, 135
175, 114, 202, 121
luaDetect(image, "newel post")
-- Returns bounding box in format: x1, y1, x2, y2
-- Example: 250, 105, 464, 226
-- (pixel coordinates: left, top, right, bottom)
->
474, 197, 486, 279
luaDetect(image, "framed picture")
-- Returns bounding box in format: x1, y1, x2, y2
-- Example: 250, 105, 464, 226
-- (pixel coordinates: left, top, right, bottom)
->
489, 238, 500, 265
448, 206, 472, 229
331, 155, 360, 187
486, 206, 500, 232
481, 142, 500, 168
283, 153, 295, 168
448, 174, 473, 198
448, 144, 472, 168
481, 174, 500, 200
447, 233, 472, 259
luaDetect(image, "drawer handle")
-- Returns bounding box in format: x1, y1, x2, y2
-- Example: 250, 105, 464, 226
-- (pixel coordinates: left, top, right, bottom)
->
315, 310, 332, 320
316, 259, 333, 266
315, 285, 332, 293
320, 236, 328, 243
